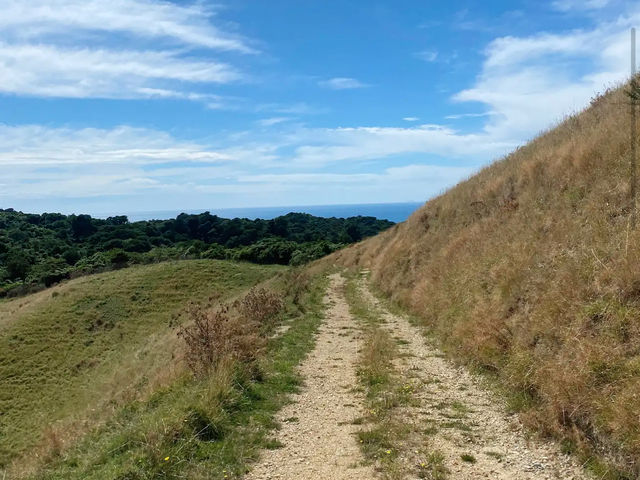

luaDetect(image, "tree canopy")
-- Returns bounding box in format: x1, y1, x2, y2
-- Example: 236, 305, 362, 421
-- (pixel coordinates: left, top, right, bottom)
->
0, 209, 393, 296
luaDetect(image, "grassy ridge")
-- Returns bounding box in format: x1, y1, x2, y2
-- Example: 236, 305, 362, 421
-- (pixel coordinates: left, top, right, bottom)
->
330, 83, 640, 478
0, 260, 282, 472
27, 270, 327, 480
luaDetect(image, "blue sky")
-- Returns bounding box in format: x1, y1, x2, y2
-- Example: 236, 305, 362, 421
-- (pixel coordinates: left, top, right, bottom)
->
2, 0, 639, 215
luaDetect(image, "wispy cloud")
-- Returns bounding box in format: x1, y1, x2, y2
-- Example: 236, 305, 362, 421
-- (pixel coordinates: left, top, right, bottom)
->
257, 117, 291, 127
415, 50, 438, 62
552, 0, 611, 12
0, 44, 241, 98
0, 125, 230, 167
0, 0, 251, 101
0, 0, 254, 52
318, 77, 369, 90
454, 9, 639, 140
445, 112, 496, 120
403, 117, 420, 122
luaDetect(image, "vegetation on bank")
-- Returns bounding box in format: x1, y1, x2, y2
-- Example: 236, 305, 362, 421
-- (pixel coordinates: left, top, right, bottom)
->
0, 209, 392, 297
330, 82, 640, 478
0, 260, 328, 479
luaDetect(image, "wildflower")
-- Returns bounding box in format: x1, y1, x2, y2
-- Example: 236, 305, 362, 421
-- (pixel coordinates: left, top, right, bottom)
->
385, 449, 391, 454
164, 456, 170, 461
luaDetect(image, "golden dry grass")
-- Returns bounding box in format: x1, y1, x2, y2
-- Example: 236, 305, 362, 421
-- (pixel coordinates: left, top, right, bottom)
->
328, 83, 640, 477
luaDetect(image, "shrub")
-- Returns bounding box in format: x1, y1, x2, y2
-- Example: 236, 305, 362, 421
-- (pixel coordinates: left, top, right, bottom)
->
178, 305, 257, 377
234, 287, 283, 326
178, 287, 284, 377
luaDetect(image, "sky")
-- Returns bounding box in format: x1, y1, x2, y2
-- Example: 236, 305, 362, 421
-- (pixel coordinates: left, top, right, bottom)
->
2, 0, 639, 216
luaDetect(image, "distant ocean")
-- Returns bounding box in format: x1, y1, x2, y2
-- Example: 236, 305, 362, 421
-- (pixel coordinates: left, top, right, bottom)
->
110, 202, 424, 224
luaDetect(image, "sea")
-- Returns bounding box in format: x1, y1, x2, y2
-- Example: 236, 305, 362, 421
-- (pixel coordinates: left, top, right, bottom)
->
112, 202, 424, 224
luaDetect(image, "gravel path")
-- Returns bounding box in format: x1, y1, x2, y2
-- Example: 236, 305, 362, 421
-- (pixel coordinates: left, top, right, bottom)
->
245, 272, 593, 480
245, 273, 376, 480
357, 274, 593, 480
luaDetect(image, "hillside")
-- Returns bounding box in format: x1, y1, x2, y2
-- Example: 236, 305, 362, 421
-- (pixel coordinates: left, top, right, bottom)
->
0, 260, 293, 476
329, 84, 640, 477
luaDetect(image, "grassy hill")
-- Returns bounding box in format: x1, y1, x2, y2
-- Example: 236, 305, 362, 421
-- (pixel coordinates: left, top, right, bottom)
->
0, 259, 305, 477
329, 84, 640, 478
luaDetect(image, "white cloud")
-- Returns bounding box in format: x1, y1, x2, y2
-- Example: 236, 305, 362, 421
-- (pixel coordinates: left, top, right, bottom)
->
0, 125, 230, 167
415, 50, 438, 62
287, 125, 516, 167
552, 0, 611, 12
454, 11, 639, 140
255, 102, 327, 115
0, 44, 241, 98
403, 117, 420, 122
0, 0, 253, 52
257, 117, 291, 127
238, 164, 473, 186
318, 77, 369, 90
445, 112, 496, 120
0, 0, 251, 100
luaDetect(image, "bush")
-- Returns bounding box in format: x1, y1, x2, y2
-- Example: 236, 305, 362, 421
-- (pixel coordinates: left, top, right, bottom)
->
26, 257, 71, 287
201, 244, 227, 260
178, 288, 284, 377
178, 305, 261, 377
234, 287, 283, 326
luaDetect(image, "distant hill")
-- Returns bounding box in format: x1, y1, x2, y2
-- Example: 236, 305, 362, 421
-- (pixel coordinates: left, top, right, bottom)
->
0, 210, 393, 297
329, 83, 640, 477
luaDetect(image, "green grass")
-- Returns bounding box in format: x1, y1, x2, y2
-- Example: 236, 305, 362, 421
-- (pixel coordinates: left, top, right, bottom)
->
0, 260, 283, 473
344, 274, 417, 479
345, 272, 450, 480
19, 267, 328, 479
417, 452, 448, 480
460, 454, 476, 463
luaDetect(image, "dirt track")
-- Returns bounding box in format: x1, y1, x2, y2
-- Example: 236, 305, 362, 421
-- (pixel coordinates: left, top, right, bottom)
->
245, 273, 592, 480
245, 273, 375, 479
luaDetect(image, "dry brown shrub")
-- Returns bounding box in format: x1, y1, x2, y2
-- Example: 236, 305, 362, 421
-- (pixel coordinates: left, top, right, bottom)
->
178, 304, 264, 377
178, 288, 284, 377
234, 287, 283, 325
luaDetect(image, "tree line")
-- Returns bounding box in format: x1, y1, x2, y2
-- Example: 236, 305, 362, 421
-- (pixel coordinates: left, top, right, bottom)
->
0, 209, 393, 297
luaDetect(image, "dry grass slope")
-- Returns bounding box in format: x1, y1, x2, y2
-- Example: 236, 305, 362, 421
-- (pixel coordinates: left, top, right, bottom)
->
329, 83, 640, 477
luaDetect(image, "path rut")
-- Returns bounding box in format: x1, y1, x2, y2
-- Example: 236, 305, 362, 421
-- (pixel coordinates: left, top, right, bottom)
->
357, 273, 592, 480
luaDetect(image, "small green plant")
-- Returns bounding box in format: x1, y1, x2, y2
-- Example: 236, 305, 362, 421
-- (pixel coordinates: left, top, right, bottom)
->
417, 451, 449, 479
485, 451, 504, 461
460, 453, 476, 463
626, 75, 640, 102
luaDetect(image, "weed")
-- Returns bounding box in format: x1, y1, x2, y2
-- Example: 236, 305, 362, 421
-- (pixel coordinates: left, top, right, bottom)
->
417, 451, 449, 479
485, 451, 504, 460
